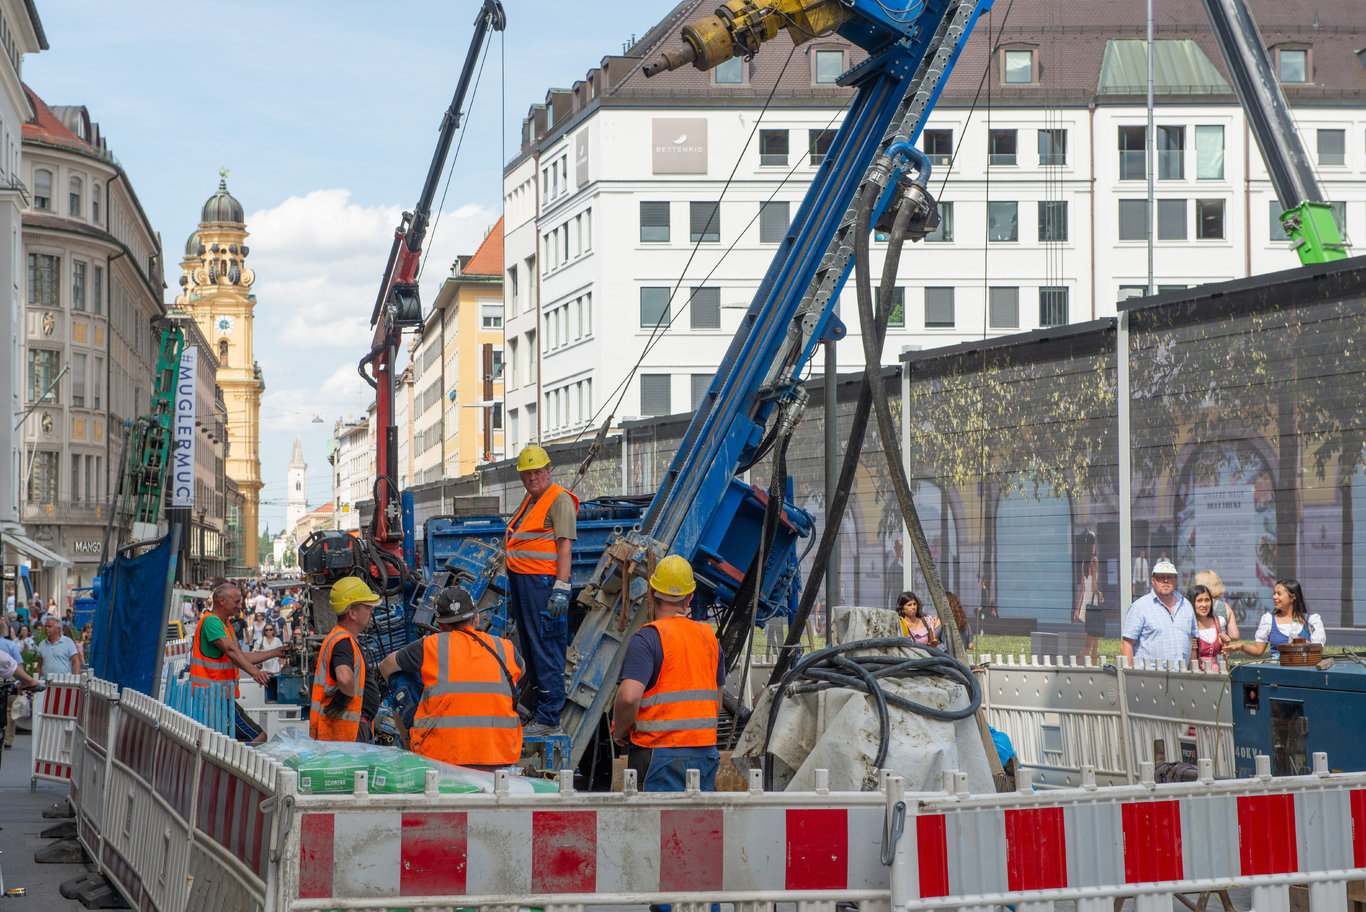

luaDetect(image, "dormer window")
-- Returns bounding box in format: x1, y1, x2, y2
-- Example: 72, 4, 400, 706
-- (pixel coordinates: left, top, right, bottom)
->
1002, 48, 1035, 85
1277, 47, 1308, 83
813, 48, 844, 85
713, 56, 744, 85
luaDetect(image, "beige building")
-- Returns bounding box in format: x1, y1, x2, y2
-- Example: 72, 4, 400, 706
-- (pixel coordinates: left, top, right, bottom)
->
19, 87, 163, 592
174, 179, 264, 569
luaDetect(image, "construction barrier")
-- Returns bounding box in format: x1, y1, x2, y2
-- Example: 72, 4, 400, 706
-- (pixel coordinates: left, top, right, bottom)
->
161, 636, 190, 675
974, 654, 1233, 788
30, 673, 83, 788
73, 676, 118, 865
161, 672, 234, 736
61, 674, 1366, 912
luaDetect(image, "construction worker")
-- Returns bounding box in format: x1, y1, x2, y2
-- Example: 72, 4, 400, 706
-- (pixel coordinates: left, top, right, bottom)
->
504, 444, 577, 735
190, 582, 284, 741
379, 585, 523, 770
612, 555, 725, 791
310, 577, 379, 742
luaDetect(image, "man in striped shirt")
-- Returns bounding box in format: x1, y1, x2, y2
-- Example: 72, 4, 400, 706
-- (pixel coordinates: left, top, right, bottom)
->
1121, 559, 1195, 663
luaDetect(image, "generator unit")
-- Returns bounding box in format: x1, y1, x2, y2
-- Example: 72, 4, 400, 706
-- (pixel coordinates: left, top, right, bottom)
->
1230, 659, 1366, 777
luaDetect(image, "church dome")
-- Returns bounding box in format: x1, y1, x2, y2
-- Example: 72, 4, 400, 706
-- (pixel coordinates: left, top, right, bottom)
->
201, 179, 244, 224
184, 230, 203, 257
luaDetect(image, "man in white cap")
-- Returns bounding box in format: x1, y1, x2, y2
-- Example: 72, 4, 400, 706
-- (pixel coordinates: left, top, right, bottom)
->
1121, 558, 1195, 663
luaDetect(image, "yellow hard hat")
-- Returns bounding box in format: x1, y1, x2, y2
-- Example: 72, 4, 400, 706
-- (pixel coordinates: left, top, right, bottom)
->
330, 577, 380, 614
516, 445, 551, 472
649, 554, 696, 599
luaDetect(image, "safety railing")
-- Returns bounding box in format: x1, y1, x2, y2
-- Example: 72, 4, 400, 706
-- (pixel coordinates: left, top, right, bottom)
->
59, 673, 1366, 912
161, 636, 190, 672
161, 672, 234, 735
30, 673, 83, 789
973, 654, 1234, 787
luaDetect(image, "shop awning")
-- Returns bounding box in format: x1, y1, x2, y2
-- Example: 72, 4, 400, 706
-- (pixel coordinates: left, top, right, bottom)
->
0, 527, 72, 568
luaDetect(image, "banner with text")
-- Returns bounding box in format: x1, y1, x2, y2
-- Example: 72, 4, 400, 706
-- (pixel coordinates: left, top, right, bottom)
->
172, 346, 197, 507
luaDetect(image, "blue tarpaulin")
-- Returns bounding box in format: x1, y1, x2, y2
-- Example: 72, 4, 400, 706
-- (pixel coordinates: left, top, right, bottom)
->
88, 532, 177, 696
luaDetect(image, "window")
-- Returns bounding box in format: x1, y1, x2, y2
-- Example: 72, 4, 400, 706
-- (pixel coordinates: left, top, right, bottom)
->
640, 287, 670, 328
92, 358, 102, 408
72, 262, 86, 311
1003, 49, 1033, 84
27, 349, 59, 402
33, 168, 51, 209
989, 287, 1019, 329
1184, 126, 1223, 184
27, 253, 58, 305
690, 374, 712, 410
988, 201, 1018, 242
1157, 126, 1184, 180
808, 129, 835, 166
759, 129, 788, 166
507, 266, 519, 308
759, 201, 790, 243
1317, 129, 1345, 166
92, 266, 102, 315
508, 338, 519, 388
925, 287, 954, 328
72, 352, 86, 408
490, 348, 504, 380
988, 129, 1017, 165
1039, 287, 1068, 327
926, 201, 953, 242
69, 176, 82, 217
1038, 201, 1068, 242
1270, 199, 1345, 240
1118, 285, 1148, 301
640, 201, 670, 243
1196, 199, 1225, 239
27, 451, 57, 504
91, 184, 100, 224
714, 56, 743, 85
492, 402, 503, 430
1278, 48, 1308, 84
923, 129, 953, 165
1038, 129, 1066, 166
1118, 126, 1147, 180
689, 201, 720, 242
1118, 200, 1149, 240
1158, 199, 1187, 240
814, 49, 843, 84
690, 286, 721, 330
481, 303, 502, 328
219, 339, 229, 363
640, 374, 671, 416
887, 288, 906, 328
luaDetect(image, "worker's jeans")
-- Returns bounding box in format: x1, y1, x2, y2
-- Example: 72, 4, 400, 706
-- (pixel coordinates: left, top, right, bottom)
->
507, 571, 567, 726
629, 745, 720, 792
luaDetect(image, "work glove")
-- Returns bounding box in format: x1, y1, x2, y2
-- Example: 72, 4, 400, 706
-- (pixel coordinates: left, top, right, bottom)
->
546, 580, 572, 619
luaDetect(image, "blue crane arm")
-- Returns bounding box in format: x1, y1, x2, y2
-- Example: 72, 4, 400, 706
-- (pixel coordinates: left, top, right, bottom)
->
557, 0, 990, 766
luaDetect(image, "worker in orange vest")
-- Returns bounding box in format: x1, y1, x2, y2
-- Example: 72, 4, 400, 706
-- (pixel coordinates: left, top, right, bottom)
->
379, 585, 524, 770
504, 445, 578, 736
310, 577, 379, 742
190, 582, 285, 741
612, 555, 725, 791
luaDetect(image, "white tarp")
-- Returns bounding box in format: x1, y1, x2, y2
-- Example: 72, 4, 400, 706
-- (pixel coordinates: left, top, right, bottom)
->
733, 605, 994, 793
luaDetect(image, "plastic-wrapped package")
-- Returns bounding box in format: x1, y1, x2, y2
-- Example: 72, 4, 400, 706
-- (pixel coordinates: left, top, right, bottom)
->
257, 729, 556, 794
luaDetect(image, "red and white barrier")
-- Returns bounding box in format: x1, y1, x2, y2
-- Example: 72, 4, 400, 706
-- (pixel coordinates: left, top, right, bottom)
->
31, 673, 82, 787
72, 676, 117, 863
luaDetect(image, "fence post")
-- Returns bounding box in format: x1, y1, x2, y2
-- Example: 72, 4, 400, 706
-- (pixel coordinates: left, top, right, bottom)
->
886, 775, 914, 911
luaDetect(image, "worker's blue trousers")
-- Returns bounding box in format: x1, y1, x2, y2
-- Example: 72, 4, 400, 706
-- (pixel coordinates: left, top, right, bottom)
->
507, 570, 567, 726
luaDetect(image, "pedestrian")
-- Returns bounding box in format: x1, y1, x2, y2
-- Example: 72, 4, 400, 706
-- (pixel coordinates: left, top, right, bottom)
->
1191, 569, 1240, 640
380, 585, 523, 769
0, 618, 23, 748
190, 582, 284, 741
612, 556, 724, 791
504, 444, 577, 735
78, 623, 93, 664
36, 616, 81, 678
1187, 584, 1229, 670
308, 578, 378, 742
258, 624, 283, 674
1120, 559, 1195, 664
1074, 530, 1105, 664
944, 591, 975, 651
1226, 578, 1324, 659
896, 591, 940, 646
249, 612, 267, 648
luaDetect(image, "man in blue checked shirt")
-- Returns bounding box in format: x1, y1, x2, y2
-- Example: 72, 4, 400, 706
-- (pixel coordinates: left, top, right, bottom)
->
1121, 559, 1196, 663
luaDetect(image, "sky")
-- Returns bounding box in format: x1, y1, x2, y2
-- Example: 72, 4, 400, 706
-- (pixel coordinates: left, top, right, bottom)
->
22, 0, 685, 537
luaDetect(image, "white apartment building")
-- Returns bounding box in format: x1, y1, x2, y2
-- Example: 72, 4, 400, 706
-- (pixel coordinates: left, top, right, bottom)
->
331, 414, 369, 533
503, 0, 1365, 451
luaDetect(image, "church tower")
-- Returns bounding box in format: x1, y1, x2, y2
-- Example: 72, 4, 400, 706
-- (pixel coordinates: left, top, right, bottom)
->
286, 436, 307, 532
175, 178, 264, 570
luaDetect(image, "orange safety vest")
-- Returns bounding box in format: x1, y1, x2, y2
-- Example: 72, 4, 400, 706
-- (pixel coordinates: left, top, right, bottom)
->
410, 630, 523, 766
310, 626, 365, 742
631, 617, 721, 749
189, 613, 240, 698
505, 483, 578, 575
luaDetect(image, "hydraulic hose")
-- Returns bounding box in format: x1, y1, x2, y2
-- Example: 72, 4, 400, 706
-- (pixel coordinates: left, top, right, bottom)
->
762, 638, 981, 782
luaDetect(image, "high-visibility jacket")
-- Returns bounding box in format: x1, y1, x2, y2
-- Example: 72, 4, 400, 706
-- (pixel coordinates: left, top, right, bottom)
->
410, 630, 523, 766
505, 483, 578, 575
190, 613, 240, 698
310, 626, 365, 742
631, 617, 721, 749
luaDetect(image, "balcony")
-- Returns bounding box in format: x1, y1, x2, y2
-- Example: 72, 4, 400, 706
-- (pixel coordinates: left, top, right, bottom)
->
21, 499, 110, 525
